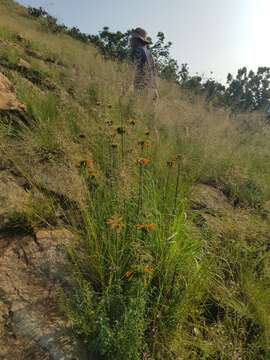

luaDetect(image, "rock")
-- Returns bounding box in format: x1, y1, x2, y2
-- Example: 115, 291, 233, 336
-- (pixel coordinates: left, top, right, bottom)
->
0, 72, 26, 113
191, 183, 233, 213
31, 162, 86, 206
191, 184, 269, 244
33, 228, 74, 282
0, 170, 29, 230
0, 297, 9, 338
0, 228, 87, 359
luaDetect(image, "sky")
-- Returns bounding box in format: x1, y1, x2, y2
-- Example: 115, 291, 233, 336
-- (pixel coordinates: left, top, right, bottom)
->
17, 0, 270, 83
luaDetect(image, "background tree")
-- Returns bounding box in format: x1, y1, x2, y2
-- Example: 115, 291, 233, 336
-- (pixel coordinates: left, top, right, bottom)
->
224, 67, 270, 112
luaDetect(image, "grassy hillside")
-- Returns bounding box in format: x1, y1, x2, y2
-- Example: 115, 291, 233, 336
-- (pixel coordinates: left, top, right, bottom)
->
1, 1, 270, 359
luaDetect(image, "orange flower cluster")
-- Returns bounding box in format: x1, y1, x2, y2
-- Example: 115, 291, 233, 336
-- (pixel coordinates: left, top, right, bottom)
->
136, 158, 150, 167
106, 216, 124, 231
136, 223, 156, 233
78, 159, 98, 180
79, 159, 94, 169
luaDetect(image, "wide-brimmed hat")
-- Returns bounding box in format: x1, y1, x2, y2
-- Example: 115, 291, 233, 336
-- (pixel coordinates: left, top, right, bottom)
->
131, 28, 150, 44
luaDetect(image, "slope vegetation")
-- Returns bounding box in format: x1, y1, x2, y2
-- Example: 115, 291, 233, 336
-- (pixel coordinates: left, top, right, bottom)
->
1, 1, 270, 359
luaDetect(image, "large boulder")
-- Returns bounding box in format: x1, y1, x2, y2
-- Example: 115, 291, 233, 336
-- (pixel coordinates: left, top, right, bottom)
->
191, 183, 233, 213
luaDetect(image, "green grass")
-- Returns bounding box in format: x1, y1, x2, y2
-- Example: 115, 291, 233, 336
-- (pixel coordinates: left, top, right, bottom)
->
1, 1, 270, 359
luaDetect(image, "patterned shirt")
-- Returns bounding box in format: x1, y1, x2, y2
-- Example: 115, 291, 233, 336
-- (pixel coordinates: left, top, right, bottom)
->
131, 45, 156, 90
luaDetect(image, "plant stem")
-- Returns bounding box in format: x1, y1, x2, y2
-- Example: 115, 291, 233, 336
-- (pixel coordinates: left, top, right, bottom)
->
173, 162, 181, 214
119, 98, 125, 165
121, 133, 124, 164
137, 165, 143, 215
164, 167, 171, 203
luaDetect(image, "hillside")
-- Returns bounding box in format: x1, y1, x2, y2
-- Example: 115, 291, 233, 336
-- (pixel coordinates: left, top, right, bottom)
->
1, 1, 270, 359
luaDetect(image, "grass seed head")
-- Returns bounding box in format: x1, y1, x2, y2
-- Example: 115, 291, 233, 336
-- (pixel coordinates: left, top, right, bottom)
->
129, 119, 136, 126
105, 119, 113, 126
145, 129, 150, 136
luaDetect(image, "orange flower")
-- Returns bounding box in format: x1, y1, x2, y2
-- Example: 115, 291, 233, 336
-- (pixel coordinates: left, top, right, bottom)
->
136, 223, 156, 233
79, 159, 94, 169
143, 266, 153, 274
137, 158, 150, 167
147, 223, 156, 232
106, 215, 124, 231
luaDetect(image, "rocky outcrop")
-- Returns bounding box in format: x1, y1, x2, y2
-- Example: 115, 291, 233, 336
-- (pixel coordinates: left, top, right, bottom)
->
0, 72, 26, 113
0, 169, 87, 359
31, 162, 86, 206
191, 183, 269, 243
0, 228, 87, 360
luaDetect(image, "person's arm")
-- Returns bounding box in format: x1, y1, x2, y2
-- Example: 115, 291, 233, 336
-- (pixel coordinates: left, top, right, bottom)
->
131, 47, 147, 89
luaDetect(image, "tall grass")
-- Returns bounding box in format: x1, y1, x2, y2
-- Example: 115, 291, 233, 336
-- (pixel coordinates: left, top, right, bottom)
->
64, 154, 210, 359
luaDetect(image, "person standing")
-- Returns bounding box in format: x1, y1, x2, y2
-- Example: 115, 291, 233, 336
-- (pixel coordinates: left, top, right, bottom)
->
130, 28, 159, 99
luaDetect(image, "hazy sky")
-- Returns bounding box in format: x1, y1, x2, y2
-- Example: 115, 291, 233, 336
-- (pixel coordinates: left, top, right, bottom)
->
17, 0, 269, 83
